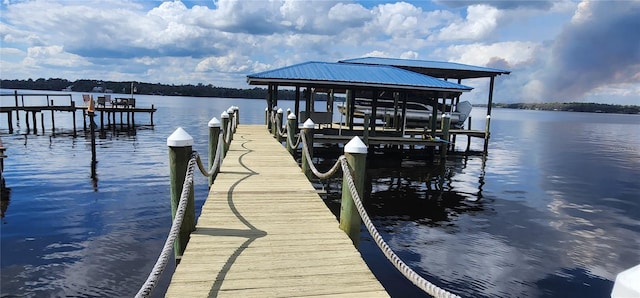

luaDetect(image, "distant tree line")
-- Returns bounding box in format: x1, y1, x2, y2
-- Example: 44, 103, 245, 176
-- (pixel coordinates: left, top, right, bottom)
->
0, 78, 301, 100
488, 102, 640, 114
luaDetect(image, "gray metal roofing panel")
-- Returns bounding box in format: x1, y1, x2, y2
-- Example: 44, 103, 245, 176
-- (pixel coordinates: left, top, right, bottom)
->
340, 57, 511, 76
247, 61, 472, 91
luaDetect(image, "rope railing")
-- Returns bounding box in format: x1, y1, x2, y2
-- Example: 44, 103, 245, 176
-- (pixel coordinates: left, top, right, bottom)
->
300, 132, 342, 179
136, 107, 238, 298
339, 157, 461, 298
135, 153, 198, 298
295, 125, 460, 298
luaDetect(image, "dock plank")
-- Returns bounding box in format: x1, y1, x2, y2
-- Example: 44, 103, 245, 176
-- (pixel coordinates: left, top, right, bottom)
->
166, 125, 388, 297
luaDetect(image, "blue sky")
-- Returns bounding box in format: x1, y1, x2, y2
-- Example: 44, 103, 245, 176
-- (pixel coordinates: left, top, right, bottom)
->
1, 0, 639, 105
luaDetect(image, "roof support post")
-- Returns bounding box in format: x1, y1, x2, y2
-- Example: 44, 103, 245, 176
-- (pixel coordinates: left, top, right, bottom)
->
295, 85, 301, 123
304, 87, 311, 121
370, 89, 378, 136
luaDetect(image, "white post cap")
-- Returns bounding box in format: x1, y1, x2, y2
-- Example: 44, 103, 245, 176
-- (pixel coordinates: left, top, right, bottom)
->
233, 106, 239, 111
443, 113, 451, 118
287, 113, 297, 120
344, 136, 367, 154
167, 127, 194, 147
612, 264, 640, 298
486, 115, 491, 119
221, 111, 229, 119
303, 118, 315, 129
227, 107, 234, 114
208, 117, 221, 128
277, 108, 283, 114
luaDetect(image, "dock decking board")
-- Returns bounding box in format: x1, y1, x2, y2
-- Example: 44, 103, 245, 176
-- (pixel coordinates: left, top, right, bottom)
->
165, 125, 388, 297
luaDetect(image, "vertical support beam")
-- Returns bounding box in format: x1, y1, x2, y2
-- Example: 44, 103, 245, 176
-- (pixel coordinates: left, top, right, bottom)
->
484, 76, 496, 152
346, 89, 354, 130
483, 115, 491, 152
466, 116, 472, 152
340, 136, 367, 247
304, 87, 311, 121
301, 119, 314, 179
294, 86, 301, 123
71, 101, 77, 137
7, 111, 13, 134
370, 89, 377, 136
267, 85, 273, 132
14, 90, 20, 122
208, 117, 221, 187
32, 111, 38, 134
167, 127, 196, 261
151, 104, 155, 126
440, 113, 451, 158
362, 114, 370, 146
50, 100, 56, 135
25, 111, 30, 133
286, 113, 297, 155
40, 112, 44, 134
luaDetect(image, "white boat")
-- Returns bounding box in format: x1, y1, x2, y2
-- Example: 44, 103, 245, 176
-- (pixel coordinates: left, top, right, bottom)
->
337, 98, 472, 129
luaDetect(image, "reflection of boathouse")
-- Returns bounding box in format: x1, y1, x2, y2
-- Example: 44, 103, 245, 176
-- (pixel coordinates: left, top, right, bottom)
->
247, 57, 509, 152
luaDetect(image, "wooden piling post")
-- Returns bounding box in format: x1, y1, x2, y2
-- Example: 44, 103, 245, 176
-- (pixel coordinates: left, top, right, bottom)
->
233, 106, 239, 129
25, 111, 30, 133
71, 101, 77, 137
466, 116, 472, 152
7, 112, 13, 134
483, 115, 491, 152
286, 113, 297, 155
32, 111, 38, 134
40, 113, 44, 134
340, 136, 367, 247
13, 90, 20, 123
167, 127, 196, 261
440, 113, 451, 157
208, 117, 221, 187
362, 113, 370, 146
226, 107, 235, 141
221, 111, 230, 157
276, 108, 284, 143
301, 119, 314, 179
150, 104, 155, 126
50, 100, 56, 135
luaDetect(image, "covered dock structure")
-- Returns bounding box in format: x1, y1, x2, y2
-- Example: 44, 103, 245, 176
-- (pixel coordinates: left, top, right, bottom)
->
246, 58, 509, 152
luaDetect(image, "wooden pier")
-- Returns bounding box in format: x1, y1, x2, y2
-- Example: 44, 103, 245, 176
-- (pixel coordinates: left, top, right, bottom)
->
165, 125, 388, 297
0, 92, 156, 134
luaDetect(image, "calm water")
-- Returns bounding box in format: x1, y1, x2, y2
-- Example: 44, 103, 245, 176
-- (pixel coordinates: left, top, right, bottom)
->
1, 91, 638, 297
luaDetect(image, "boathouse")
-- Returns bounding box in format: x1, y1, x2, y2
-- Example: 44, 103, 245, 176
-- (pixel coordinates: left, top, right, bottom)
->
246, 57, 509, 151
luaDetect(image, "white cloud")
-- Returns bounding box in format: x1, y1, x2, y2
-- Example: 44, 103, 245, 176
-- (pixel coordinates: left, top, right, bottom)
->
0, 0, 637, 104
442, 41, 539, 68
435, 4, 502, 41
23, 46, 91, 68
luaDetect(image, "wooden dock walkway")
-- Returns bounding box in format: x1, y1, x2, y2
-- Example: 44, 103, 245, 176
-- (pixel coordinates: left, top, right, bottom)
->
165, 125, 388, 297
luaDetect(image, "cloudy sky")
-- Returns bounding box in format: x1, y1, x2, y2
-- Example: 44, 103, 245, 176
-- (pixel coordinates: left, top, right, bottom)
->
1, 0, 639, 105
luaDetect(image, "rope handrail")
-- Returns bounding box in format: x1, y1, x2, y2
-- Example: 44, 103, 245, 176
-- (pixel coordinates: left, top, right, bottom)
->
287, 129, 302, 149
300, 132, 342, 179
137, 113, 234, 297
339, 158, 461, 298
135, 153, 198, 298
195, 133, 225, 177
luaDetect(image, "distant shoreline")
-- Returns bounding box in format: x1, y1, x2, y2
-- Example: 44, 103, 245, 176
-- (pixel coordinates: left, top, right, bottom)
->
476, 102, 640, 115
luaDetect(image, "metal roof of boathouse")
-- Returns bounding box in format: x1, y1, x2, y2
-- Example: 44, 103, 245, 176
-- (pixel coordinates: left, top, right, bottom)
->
340, 57, 511, 79
246, 61, 473, 93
